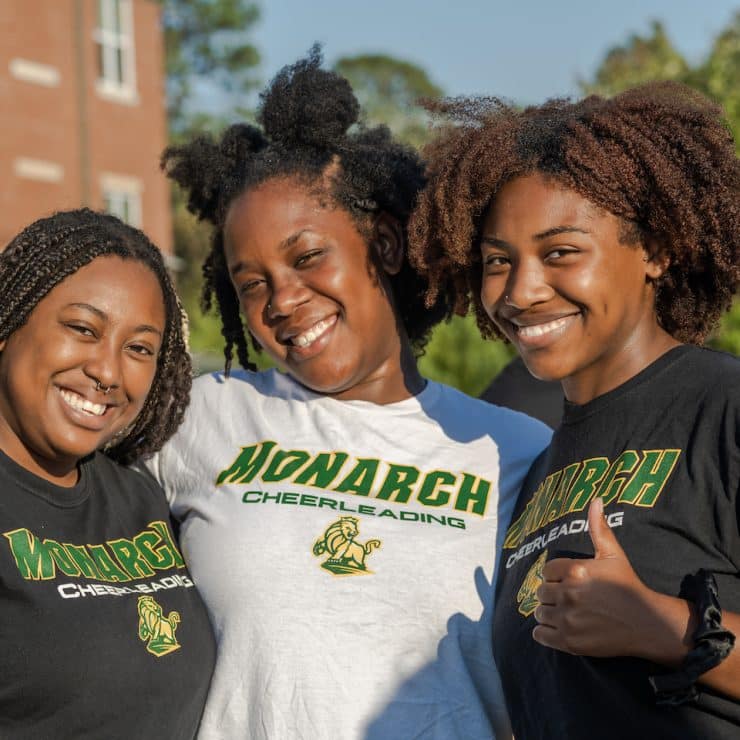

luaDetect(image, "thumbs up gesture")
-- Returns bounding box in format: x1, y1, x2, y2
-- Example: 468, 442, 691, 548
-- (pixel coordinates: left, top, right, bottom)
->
532, 498, 662, 658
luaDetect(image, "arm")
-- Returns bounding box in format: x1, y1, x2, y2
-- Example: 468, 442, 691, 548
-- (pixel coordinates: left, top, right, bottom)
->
533, 498, 740, 700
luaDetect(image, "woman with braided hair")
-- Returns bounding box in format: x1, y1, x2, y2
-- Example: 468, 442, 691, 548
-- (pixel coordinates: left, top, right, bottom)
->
409, 82, 740, 738
144, 49, 551, 739
0, 209, 215, 738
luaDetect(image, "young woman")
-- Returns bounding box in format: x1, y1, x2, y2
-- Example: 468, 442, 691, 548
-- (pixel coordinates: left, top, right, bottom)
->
0, 209, 215, 739
409, 82, 740, 738
147, 50, 551, 739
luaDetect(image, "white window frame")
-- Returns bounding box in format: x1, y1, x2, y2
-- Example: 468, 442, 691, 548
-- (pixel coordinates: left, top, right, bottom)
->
93, 0, 138, 104
101, 173, 143, 228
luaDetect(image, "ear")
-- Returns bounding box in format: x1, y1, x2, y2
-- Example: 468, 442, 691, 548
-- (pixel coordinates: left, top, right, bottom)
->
371, 213, 404, 276
643, 240, 670, 280
0, 339, 5, 353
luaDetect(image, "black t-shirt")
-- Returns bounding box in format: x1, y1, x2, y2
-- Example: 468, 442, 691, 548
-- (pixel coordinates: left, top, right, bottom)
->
0, 450, 216, 739
493, 346, 740, 740
480, 356, 564, 429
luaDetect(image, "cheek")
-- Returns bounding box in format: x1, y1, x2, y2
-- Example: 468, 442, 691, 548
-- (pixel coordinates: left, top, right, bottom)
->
480, 276, 504, 318
126, 362, 160, 409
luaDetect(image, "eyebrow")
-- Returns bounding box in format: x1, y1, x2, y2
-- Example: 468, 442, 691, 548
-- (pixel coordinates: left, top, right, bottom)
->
67, 303, 162, 336
229, 229, 312, 277
480, 225, 590, 248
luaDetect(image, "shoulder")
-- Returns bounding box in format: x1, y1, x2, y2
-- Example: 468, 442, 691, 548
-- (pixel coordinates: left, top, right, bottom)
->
91, 453, 167, 504
669, 346, 740, 400
430, 381, 553, 450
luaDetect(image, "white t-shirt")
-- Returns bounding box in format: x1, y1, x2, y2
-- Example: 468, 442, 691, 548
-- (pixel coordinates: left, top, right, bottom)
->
145, 369, 551, 739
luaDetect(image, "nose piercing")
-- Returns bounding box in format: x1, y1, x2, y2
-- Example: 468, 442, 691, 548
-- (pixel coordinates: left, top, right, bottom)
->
504, 294, 512, 305
95, 380, 112, 395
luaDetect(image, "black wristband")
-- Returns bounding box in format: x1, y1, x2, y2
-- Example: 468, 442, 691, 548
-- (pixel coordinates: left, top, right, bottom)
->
649, 570, 735, 706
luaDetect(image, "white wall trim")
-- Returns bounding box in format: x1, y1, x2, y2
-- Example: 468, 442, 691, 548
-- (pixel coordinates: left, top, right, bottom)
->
14, 157, 64, 183
9, 58, 60, 87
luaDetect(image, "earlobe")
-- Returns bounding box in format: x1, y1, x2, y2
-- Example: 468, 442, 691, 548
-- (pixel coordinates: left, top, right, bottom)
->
643, 242, 670, 280
372, 213, 404, 276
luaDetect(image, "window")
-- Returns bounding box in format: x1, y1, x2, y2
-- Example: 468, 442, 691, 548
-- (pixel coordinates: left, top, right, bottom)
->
93, 0, 137, 103
101, 174, 142, 228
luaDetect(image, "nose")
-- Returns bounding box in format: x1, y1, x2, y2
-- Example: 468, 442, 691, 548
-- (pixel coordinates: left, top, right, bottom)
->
84, 340, 122, 393
502, 258, 554, 311
266, 274, 311, 320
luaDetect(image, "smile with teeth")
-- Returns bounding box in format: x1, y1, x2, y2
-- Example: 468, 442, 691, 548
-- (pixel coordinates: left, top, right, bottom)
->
515, 315, 575, 338
291, 316, 337, 348
59, 389, 107, 417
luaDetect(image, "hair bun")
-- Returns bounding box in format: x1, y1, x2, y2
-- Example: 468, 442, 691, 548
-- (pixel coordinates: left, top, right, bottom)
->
258, 45, 359, 149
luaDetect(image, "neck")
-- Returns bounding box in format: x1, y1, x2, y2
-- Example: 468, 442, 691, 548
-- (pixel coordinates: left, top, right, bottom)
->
331, 341, 425, 405
562, 327, 681, 405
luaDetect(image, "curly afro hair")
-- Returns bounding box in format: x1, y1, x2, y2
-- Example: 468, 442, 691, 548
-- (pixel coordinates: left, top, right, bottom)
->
408, 82, 740, 344
0, 209, 191, 464
162, 46, 452, 374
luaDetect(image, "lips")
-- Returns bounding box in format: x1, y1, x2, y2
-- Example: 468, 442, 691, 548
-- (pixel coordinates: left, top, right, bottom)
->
506, 312, 581, 349
55, 386, 119, 433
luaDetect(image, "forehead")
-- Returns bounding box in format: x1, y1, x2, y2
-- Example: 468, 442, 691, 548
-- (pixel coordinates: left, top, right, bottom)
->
224, 178, 360, 252
485, 173, 602, 231
34, 256, 165, 322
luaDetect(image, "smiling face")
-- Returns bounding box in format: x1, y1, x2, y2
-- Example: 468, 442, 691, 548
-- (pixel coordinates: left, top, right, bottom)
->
479, 173, 677, 404
224, 177, 415, 403
0, 256, 165, 484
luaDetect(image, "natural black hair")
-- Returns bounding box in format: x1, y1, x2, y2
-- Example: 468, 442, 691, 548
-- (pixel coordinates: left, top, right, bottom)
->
409, 82, 740, 344
162, 46, 451, 373
0, 208, 191, 464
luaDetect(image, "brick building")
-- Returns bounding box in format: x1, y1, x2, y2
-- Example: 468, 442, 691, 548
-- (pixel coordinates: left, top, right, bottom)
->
0, 0, 172, 255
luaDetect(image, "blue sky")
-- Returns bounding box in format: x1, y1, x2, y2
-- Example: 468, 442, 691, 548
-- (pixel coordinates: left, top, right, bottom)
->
248, 0, 737, 103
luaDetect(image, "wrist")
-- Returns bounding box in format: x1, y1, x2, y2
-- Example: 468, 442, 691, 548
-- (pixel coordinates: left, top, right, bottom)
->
633, 588, 695, 667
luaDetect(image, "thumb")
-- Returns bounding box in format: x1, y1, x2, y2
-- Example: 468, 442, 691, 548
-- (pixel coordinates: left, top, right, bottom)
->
588, 497, 624, 559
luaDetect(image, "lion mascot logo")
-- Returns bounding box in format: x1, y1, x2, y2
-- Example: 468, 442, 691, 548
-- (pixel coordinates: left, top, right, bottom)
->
312, 516, 381, 576
137, 595, 181, 656
517, 549, 548, 617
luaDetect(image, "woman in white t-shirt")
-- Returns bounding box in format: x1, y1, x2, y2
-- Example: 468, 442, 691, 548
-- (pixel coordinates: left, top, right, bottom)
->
147, 48, 551, 740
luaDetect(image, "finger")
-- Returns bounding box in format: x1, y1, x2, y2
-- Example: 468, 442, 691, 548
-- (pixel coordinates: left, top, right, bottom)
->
533, 604, 558, 627
535, 582, 559, 605
587, 497, 625, 560
532, 624, 565, 651
543, 558, 587, 582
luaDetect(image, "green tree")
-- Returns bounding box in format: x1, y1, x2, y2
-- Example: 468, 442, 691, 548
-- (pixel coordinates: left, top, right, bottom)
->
160, 0, 261, 135
581, 20, 688, 96
160, 0, 262, 366
582, 15, 740, 355
334, 54, 442, 148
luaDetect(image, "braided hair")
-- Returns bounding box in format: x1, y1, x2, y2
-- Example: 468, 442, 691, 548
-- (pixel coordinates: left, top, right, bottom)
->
0, 209, 191, 464
163, 46, 452, 374
408, 82, 740, 344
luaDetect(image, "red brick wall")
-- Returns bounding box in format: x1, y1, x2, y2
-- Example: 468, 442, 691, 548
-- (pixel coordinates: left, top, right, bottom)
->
0, 0, 172, 254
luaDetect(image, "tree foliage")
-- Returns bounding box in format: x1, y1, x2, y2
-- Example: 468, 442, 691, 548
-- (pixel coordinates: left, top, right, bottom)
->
334, 54, 442, 148
159, 0, 261, 135
582, 13, 740, 355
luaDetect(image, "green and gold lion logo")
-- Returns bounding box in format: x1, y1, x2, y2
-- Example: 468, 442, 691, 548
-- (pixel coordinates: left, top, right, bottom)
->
312, 516, 381, 576
517, 549, 548, 617
137, 595, 181, 656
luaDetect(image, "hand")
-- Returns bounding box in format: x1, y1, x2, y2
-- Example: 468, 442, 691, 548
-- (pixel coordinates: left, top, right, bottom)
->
532, 497, 658, 658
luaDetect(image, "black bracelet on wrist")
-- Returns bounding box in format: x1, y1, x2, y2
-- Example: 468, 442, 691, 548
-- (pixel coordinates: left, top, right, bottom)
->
649, 569, 735, 707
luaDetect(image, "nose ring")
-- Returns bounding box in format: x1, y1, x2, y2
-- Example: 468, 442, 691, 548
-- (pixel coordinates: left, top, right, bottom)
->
504, 294, 512, 305
95, 379, 112, 395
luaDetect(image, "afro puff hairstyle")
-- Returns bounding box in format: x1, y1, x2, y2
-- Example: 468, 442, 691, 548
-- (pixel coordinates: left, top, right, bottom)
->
0, 209, 191, 464
408, 82, 740, 345
162, 46, 453, 374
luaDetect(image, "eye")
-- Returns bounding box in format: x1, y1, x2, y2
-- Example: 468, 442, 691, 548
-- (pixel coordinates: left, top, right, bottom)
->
295, 249, 324, 268
127, 342, 156, 357
545, 247, 579, 262
65, 322, 96, 338
483, 253, 510, 273
237, 278, 265, 297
